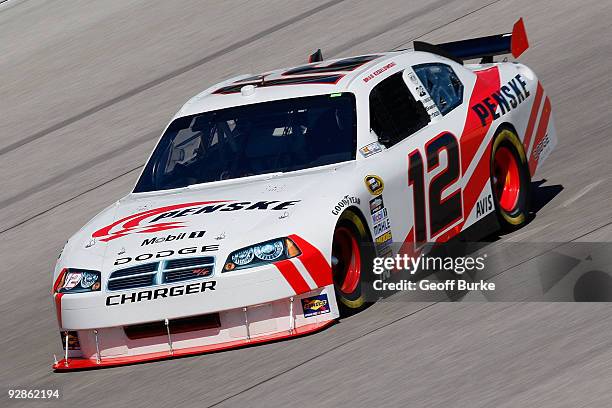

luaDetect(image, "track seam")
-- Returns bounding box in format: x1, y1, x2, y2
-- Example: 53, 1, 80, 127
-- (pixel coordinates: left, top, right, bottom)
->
0, 0, 458, 213
0, 166, 141, 235
0, 0, 347, 157
205, 302, 438, 408
203, 215, 612, 406
0, 0, 502, 234
390, 0, 504, 50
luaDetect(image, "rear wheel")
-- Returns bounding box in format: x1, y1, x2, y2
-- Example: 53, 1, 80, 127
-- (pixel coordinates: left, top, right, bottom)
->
490, 128, 531, 230
332, 211, 373, 315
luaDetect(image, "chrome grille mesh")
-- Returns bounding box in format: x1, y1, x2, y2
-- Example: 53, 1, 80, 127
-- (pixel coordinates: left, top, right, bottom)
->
110, 263, 158, 278
166, 256, 214, 270
107, 257, 215, 291
163, 266, 214, 284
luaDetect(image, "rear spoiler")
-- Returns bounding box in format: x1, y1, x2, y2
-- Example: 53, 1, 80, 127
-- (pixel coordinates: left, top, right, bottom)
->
308, 49, 324, 63
413, 18, 529, 64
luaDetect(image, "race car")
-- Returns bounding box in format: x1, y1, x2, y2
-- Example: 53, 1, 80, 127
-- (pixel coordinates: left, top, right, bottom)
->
51, 18, 556, 370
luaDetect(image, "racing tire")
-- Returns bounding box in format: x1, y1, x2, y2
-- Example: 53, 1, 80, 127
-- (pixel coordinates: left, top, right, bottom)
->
332, 210, 374, 316
490, 127, 531, 231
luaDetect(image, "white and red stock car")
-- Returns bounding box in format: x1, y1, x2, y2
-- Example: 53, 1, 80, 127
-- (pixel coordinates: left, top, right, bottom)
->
52, 19, 556, 369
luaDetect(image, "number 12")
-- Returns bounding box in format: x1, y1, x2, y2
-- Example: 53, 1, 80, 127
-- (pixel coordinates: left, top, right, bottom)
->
408, 132, 463, 242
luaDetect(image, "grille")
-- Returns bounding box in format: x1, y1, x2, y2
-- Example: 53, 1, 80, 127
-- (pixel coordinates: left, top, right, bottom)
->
107, 257, 215, 291
110, 262, 158, 278
108, 274, 156, 291
163, 266, 213, 283
162, 256, 214, 284
166, 256, 214, 270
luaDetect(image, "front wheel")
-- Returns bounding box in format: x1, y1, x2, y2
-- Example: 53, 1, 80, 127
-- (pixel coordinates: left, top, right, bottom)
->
332, 210, 373, 315
490, 128, 531, 230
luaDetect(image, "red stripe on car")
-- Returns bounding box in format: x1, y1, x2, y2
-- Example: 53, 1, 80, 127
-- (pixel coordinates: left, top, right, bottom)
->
450, 151, 491, 243
54, 293, 64, 327
529, 96, 552, 174
275, 259, 310, 294
523, 82, 544, 155
52, 269, 67, 327
289, 234, 333, 287
460, 67, 501, 174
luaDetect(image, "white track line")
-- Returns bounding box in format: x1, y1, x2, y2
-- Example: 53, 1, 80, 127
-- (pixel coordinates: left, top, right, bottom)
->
560, 179, 604, 208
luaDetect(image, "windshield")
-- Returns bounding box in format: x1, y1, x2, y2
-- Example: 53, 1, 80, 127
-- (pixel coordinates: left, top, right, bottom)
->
134, 93, 356, 193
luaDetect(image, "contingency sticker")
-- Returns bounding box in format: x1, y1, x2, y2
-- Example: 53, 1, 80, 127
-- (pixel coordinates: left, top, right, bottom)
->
369, 196, 393, 257
364, 175, 384, 196
359, 142, 383, 158
404, 69, 441, 120
301, 294, 331, 318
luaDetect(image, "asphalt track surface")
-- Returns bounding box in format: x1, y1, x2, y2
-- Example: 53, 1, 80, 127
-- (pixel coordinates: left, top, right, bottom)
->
1, 0, 611, 407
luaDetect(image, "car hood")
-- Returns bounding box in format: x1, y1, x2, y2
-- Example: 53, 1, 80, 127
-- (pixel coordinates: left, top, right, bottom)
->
59, 163, 356, 276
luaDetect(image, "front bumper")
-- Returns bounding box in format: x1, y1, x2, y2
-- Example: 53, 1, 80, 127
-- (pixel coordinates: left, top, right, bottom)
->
53, 287, 337, 371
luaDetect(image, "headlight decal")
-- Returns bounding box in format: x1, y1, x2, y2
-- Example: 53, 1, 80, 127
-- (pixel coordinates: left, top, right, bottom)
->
253, 241, 284, 261
80, 271, 99, 288
222, 235, 334, 295
54, 269, 101, 294
223, 238, 301, 272
231, 247, 255, 266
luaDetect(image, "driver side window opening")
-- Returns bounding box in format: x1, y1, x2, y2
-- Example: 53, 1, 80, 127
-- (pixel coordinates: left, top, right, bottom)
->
369, 72, 430, 148
412, 63, 464, 115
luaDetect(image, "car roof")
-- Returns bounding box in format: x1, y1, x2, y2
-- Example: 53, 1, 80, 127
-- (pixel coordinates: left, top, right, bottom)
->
176, 50, 410, 117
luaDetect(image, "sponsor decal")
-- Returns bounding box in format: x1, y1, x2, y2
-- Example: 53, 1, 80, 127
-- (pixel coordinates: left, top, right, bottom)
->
369, 196, 393, 256
141, 230, 205, 246
362, 62, 396, 83
301, 294, 330, 318
332, 195, 361, 216
92, 200, 300, 242
371, 207, 388, 224
532, 134, 550, 162
114, 244, 219, 265
424, 101, 441, 118
369, 196, 384, 213
403, 69, 440, 119
375, 231, 393, 245
373, 218, 391, 236
359, 141, 383, 158
106, 281, 216, 306
364, 175, 384, 196
191, 267, 212, 276
472, 74, 531, 127
476, 194, 494, 219
416, 85, 427, 97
